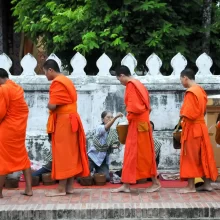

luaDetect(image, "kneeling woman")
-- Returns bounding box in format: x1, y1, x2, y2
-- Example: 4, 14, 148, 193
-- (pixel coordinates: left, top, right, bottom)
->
87, 111, 123, 181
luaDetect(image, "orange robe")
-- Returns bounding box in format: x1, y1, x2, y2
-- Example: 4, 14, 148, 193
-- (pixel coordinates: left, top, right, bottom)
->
0, 80, 30, 175
121, 79, 157, 184
47, 75, 89, 180
180, 85, 218, 181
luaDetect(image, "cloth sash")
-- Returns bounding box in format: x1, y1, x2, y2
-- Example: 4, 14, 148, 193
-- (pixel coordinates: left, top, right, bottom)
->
47, 103, 78, 134
182, 116, 205, 124
181, 116, 205, 141
181, 116, 205, 154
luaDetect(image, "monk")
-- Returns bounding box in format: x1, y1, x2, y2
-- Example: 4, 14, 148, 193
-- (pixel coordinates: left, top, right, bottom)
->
179, 68, 218, 193
0, 68, 32, 198
43, 59, 90, 197
112, 65, 161, 193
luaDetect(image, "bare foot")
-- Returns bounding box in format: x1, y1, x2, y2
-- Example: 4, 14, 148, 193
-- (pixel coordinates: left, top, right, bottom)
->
178, 188, 196, 194
111, 184, 131, 193
66, 188, 74, 194
21, 187, 33, 196
66, 184, 74, 194
45, 189, 66, 197
146, 183, 161, 193
196, 185, 213, 192
20, 191, 33, 196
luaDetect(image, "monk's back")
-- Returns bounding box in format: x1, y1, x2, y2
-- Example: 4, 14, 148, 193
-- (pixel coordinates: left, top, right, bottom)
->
180, 83, 218, 182
1, 80, 28, 130
188, 85, 207, 116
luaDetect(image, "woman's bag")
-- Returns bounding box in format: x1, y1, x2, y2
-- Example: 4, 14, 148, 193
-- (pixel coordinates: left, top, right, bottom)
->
173, 118, 182, 149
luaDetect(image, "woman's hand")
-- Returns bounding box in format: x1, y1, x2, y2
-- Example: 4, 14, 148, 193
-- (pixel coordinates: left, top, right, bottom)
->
104, 112, 123, 130
115, 112, 123, 118
111, 144, 120, 149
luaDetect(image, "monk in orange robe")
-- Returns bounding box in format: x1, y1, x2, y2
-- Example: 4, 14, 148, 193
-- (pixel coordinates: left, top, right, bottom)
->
43, 59, 89, 197
112, 65, 160, 193
0, 68, 32, 198
179, 68, 218, 193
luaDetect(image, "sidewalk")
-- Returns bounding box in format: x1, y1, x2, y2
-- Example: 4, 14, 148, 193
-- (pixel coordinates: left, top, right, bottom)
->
1, 187, 220, 219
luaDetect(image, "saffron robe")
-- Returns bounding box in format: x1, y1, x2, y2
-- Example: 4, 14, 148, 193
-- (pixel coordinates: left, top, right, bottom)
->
121, 79, 157, 184
0, 80, 30, 175
180, 85, 218, 181
47, 75, 89, 180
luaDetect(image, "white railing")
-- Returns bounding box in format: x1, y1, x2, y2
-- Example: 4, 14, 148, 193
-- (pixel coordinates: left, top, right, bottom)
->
0, 52, 219, 84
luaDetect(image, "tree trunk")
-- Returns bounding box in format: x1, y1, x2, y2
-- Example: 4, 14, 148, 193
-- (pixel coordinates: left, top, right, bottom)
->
202, 0, 212, 54
0, 0, 6, 54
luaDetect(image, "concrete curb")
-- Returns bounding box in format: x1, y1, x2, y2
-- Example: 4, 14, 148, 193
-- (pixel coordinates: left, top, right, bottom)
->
1, 202, 220, 220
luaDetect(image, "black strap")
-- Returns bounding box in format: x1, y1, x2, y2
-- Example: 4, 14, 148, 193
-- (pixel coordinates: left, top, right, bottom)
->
174, 118, 182, 133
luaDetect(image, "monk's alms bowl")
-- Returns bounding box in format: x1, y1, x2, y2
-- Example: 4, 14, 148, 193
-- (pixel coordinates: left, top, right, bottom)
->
116, 124, 128, 144
136, 178, 147, 184
80, 176, 94, 186
94, 173, 106, 186
32, 176, 40, 186
5, 179, 19, 188
173, 131, 181, 142
42, 173, 56, 185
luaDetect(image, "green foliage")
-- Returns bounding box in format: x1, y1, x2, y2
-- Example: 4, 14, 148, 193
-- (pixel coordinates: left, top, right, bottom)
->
11, 0, 220, 74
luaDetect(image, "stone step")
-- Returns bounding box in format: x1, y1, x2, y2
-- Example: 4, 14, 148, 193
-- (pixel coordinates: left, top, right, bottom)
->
1, 202, 220, 220
1, 188, 220, 219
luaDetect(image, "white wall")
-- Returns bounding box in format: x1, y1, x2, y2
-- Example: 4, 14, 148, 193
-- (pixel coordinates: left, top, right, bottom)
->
1, 52, 220, 171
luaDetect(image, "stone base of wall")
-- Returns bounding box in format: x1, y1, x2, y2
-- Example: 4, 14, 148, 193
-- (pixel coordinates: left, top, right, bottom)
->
26, 130, 180, 171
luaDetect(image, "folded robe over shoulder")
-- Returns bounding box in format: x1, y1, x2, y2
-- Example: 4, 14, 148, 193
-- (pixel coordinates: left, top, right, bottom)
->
121, 79, 157, 184
180, 85, 218, 181
0, 80, 30, 175
47, 74, 89, 180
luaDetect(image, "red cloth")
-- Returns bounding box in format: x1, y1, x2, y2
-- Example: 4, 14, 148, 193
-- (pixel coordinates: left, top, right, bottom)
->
47, 75, 89, 180
0, 80, 30, 175
121, 79, 157, 184
180, 85, 218, 181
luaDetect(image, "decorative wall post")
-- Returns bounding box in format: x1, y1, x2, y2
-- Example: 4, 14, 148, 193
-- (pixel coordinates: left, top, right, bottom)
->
196, 53, 213, 76
121, 53, 137, 75
96, 53, 113, 76
170, 53, 187, 77
70, 52, 87, 76
146, 53, 162, 76
20, 53, 37, 76
0, 53, 12, 74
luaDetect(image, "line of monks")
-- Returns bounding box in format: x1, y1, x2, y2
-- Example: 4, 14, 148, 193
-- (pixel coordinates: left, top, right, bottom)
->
0, 61, 218, 198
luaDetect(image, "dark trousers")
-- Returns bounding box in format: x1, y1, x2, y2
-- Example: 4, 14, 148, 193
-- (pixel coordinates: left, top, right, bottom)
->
89, 157, 110, 182
32, 167, 50, 180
